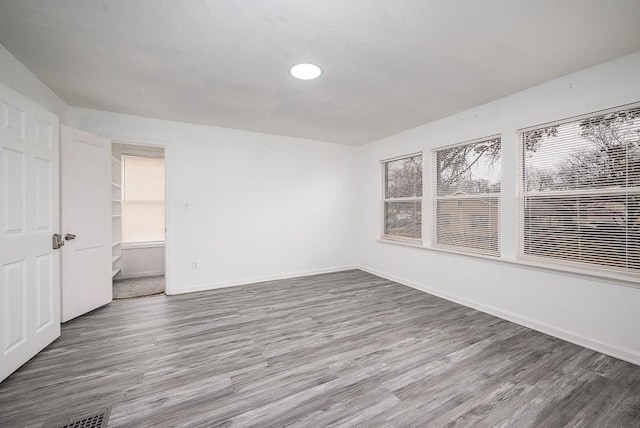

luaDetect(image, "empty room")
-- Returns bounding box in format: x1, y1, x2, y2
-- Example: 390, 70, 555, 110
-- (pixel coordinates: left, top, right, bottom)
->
1, 1, 640, 427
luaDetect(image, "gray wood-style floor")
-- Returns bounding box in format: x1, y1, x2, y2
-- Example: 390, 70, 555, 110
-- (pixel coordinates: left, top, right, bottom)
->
1, 270, 639, 427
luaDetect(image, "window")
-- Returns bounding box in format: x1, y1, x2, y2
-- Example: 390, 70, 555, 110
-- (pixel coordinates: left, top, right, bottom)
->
518, 104, 640, 279
434, 136, 501, 255
122, 155, 165, 243
382, 153, 422, 241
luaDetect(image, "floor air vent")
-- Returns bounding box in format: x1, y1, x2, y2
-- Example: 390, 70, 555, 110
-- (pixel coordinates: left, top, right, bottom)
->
42, 407, 111, 428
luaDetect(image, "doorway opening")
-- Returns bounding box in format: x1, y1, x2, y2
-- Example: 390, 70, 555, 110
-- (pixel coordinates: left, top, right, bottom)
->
111, 143, 165, 299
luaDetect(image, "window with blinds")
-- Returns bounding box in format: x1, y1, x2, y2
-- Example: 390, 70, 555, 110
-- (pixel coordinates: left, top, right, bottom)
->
382, 153, 423, 241
434, 136, 501, 255
518, 103, 640, 279
122, 155, 165, 244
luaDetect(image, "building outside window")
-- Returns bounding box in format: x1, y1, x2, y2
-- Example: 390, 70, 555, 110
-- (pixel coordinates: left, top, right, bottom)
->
519, 104, 640, 279
434, 136, 501, 255
471, 214, 489, 229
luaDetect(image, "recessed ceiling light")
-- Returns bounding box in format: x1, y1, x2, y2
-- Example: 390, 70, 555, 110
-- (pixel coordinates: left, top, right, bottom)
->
290, 63, 322, 80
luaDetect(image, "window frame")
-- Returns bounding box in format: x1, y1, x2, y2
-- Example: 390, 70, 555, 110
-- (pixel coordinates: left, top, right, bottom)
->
432, 135, 502, 256
380, 152, 423, 244
516, 102, 640, 282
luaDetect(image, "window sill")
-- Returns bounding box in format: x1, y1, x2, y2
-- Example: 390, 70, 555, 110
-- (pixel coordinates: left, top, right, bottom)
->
515, 256, 640, 288
378, 238, 502, 262
375, 238, 640, 289
122, 241, 165, 250
380, 236, 423, 247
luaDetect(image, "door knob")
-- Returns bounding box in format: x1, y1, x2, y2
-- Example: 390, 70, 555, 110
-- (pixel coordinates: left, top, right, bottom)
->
52, 234, 65, 249
65, 233, 77, 240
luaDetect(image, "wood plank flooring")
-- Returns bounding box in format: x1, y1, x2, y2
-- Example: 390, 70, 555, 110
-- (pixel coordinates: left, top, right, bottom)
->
1, 269, 639, 427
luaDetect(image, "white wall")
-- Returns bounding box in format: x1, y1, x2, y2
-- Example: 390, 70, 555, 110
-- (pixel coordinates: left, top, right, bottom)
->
69, 108, 358, 295
0, 44, 69, 122
120, 245, 165, 279
357, 51, 640, 365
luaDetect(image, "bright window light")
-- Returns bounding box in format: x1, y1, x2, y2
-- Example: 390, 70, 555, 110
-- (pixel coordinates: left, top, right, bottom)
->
122, 155, 165, 244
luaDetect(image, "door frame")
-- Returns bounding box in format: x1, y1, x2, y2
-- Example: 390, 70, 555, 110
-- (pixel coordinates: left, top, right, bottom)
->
111, 136, 173, 295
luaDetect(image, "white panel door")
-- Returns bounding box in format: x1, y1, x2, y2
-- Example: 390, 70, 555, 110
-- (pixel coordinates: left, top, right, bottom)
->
60, 126, 112, 322
0, 83, 60, 383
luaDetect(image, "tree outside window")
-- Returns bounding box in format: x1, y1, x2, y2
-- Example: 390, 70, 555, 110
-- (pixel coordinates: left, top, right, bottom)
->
520, 105, 640, 275
382, 154, 423, 241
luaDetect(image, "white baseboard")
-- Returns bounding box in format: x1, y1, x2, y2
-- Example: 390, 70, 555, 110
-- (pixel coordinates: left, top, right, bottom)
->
117, 270, 165, 280
358, 265, 640, 367
168, 265, 357, 296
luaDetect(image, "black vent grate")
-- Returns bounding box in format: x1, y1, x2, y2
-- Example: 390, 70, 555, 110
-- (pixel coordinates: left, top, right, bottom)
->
42, 407, 111, 428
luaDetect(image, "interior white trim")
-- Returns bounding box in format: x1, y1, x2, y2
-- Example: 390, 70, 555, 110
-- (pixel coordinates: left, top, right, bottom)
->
122, 241, 165, 250
169, 265, 357, 295
109, 136, 172, 294
358, 265, 640, 367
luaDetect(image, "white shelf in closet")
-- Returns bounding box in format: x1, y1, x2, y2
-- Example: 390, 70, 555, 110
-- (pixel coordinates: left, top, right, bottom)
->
112, 143, 122, 281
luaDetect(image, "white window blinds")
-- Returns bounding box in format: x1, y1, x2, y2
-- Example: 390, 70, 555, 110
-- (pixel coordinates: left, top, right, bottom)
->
518, 104, 640, 279
435, 136, 501, 255
382, 154, 423, 241
122, 155, 165, 244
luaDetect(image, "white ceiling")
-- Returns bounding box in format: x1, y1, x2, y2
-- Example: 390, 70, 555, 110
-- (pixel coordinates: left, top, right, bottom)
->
1, 1, 639, 145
